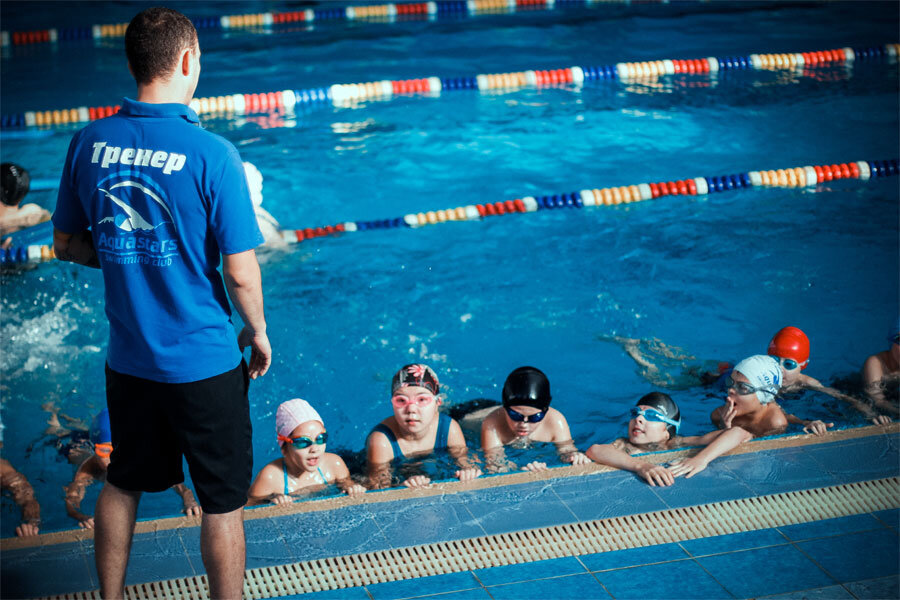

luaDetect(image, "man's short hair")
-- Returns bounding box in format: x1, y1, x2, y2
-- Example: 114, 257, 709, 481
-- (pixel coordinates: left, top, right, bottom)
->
1, 163, 30, 207
125, 7, 198, 85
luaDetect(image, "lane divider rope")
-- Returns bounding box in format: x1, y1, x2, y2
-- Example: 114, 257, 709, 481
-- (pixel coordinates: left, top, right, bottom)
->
2, 0, 693, 48
3, 43, 897, 129
4, 158, 897, 266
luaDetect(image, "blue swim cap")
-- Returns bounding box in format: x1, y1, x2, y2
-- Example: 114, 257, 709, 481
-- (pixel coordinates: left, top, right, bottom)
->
90, 409, 112, 445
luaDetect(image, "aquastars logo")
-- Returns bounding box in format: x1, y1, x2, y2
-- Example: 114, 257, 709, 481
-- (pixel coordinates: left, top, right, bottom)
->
94, 171, 180, 267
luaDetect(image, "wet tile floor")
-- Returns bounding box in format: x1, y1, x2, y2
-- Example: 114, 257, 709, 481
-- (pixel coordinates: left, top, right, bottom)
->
2, 432, 897, 599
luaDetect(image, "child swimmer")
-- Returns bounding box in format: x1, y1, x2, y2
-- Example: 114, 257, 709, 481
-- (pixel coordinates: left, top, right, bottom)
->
481, 366, 590, 473
367, 364, 482, 489
587, 392, 752, 486
711, 355, 789, 437
248, 399, 365, 505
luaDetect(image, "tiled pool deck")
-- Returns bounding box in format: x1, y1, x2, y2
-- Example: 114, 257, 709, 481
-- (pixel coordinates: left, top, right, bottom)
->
2, 426, 898, 599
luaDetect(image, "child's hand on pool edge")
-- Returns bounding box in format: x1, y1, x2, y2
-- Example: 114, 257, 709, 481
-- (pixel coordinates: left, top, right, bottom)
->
522, 461, 548, 473
344, 483, 367, 496
802, 420, 834, 436
403, 475, 432, 488
635, 462, 675, 486
455, 467, 482, 482
669, 456, 709, 479
562, 451, 591, 466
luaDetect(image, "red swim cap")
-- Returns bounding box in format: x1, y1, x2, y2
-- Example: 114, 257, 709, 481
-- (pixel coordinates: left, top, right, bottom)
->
767, 326, 810, 369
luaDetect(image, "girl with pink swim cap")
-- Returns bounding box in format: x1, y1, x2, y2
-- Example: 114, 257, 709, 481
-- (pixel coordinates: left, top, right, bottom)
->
247, 399, 365, 505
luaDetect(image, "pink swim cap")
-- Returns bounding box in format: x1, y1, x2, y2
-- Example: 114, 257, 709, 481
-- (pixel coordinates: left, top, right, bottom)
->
275, 399, 323, 447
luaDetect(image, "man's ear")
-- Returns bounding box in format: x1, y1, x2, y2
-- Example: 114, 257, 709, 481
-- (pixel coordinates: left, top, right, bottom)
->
180, 48, 192, 76
127, 61, 134, 78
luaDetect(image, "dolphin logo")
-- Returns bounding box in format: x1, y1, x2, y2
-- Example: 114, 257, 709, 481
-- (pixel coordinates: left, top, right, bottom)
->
96, 180, 177, 233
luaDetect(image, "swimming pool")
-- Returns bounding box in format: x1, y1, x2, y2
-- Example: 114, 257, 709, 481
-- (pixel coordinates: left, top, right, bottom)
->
1, 0, 898, 537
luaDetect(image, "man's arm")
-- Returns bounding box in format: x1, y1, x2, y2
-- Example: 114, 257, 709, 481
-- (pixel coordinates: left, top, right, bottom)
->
222, 249, 271, 379
53, 228, 100, 269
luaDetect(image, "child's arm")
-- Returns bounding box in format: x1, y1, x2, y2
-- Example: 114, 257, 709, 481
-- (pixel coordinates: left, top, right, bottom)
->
171, 483, 202, 516
549, 411, 590, 466
366, 431, 396, 490
674, 429, 726, 448
668, 427, 752, 478
447, 421, 482, 482
64, 462, 98, 528
784, 413, 834, 436
247, 462, 292, 506
1, 459, 40, 537
331, 456, 366, 496
801, 380, 893, 424
586, 442, 674, 487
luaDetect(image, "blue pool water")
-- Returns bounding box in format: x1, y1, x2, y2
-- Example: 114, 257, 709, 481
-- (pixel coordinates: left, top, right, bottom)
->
1, 1, 898, 536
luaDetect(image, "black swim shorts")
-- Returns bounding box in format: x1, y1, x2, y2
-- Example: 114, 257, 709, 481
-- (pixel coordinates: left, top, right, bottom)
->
104, 360, 252, 514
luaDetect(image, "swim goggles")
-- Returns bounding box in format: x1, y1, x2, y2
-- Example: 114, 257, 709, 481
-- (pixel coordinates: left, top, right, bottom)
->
94, 442, 113, 458
505, 407, 546, 423
772, 356, 808, 371
725, 376, 775, 398
629, 407, 681, 433
278, 432, 328, 449
891, 334, 900, 346
391, 394, 435, 408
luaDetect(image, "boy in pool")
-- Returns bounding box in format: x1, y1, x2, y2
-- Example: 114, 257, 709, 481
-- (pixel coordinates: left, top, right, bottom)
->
768, 327, 889, 427
861, 319, 900, 416
586, 392, 752, 486
710, 355, 790, 438
367, 364, 482, 489
481, 366, 590, 473
64, 409, 201, 528
248, 399, 365, 505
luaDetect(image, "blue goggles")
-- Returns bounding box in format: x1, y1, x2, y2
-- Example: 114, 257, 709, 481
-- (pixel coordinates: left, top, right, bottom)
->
505, 407, 546, 423
278, 432, 328, 449
630, 407, 681, 433
772, 356, 807, 371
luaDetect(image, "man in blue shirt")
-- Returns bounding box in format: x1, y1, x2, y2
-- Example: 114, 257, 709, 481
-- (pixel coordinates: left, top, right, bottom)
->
52, 8, 270, 598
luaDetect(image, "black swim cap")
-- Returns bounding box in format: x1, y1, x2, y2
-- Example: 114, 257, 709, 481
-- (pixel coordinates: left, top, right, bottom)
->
502, 366, 551, 410
1, 163, 30, 207
636, 392, 681, 438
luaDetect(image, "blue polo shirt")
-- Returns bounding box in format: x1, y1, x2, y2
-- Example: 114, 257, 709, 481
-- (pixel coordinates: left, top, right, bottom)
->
53, 98, 264, 383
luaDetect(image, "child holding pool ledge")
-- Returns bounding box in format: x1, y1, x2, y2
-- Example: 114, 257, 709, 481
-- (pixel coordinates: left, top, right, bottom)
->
247, 399, 365, 505
587, 392, 752, 486
366, 364, 482, 489
481, 366, 590, 473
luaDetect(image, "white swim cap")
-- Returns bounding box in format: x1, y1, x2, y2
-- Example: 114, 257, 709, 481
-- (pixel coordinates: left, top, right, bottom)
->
733, 355, 782, 404
243, 161, 264, 208
276, 399, 323, 446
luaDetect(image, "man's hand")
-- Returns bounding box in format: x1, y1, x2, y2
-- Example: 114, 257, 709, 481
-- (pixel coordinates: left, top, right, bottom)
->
238, 326, 271, 379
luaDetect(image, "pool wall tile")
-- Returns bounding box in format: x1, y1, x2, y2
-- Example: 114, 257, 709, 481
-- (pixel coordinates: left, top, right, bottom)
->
276, 505, 392, 562
0, 541, 96, 598
719, 447, 842, 495
697, 544, 835, 598
486, 573, 612, 600
778, 514, 885, 542
551, 470, 669, 521
804, 435, 900, 485
473, 556, 587, 586
366, 572, 482, 600
797, 529, 900, 583
843, 575, 900, 599
366, 494, 486, 547
413, 588, 493, 600
593, 558, 732, 599
756, 584, 855, 599
123, 529, 194, 586
646, 463, 758, 509
872, 508, 899, 529
455, 480, 579, 535
679, 529, 788, 556
580, 542, 689, 572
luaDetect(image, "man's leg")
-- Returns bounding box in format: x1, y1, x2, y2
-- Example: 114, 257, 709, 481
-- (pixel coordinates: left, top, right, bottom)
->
94, 482, 141, 599
201, 507, 245, 598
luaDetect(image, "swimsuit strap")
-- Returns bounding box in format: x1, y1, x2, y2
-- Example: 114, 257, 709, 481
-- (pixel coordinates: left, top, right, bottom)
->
282, 460, 290, 496
435, 412, 452, 449
370, 423, 405, 460
317, 465, 328, 485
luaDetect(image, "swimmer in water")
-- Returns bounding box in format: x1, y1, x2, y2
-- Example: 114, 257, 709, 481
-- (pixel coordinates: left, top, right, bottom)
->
65, 409, 201, 529
0, 162, 51, 246
480, 366, 590, 473
711, 355, 789, 438
862, 319, 900, 416
587, 392, 752, 486
243, 162, 286, 248
248, 399, 365, 505
367, 364, 482, 489
767, 327, 888, 427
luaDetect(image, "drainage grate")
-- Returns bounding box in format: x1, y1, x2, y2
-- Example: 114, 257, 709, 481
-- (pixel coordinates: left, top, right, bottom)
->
47, 477, 899, 600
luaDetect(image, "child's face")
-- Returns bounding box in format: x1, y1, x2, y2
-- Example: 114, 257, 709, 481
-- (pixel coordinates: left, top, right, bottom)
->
727, 371, 763, 414
770, 355, 803, 386
628, 405, 670, 445
281, 420, 327, 474
391, 386, 440, 436
503, 405, 546, 438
